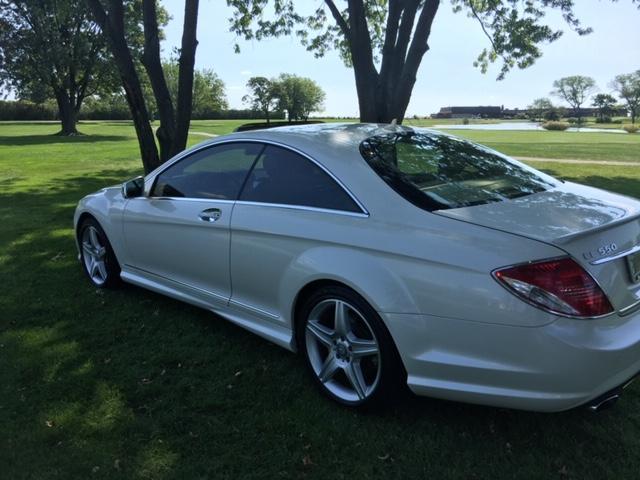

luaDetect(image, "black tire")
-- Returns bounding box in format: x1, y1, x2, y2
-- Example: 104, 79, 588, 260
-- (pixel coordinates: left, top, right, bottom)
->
78, 217, 121, 289
296, 285, 406, 408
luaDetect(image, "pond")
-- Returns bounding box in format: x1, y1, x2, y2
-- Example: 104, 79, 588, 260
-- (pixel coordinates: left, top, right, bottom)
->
432, 121, 625, 134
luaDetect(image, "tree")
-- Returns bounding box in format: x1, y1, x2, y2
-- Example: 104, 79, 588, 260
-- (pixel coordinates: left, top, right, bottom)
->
163, 61, 228, 117
227, 1, 595, 123
242, 76, 277, 123
551, 75, 597, 125
610, 71, 640, 124
272, 74, 326, 122
87, 0, 200, 173
527, 97, 554, 121
0, 0, 118, 135
591, 93, 617, 122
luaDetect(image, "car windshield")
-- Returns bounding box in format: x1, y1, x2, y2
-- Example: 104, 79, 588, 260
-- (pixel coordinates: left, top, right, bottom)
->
360, 131, 557, 211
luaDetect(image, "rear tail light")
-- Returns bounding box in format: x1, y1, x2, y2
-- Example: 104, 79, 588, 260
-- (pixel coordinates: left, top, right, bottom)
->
494, 258, 614, 318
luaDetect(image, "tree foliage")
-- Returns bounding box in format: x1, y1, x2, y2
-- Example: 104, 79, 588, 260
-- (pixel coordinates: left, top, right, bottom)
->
242, 74, 325, 122
551, 75, 597, 123
0, 0, 119, 135
227, 0, 600, 123
527, 97, 554, 121
591, 93, 617, 121
610, 71, 640, 124
272, 74, 326, 121
242, 76, 278, 123
163, 61, 228, 117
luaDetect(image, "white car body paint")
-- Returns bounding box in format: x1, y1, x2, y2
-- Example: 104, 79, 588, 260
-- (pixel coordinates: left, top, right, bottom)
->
75, 123, 640, 411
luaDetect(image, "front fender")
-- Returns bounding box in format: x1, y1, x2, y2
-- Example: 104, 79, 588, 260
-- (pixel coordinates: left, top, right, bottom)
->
73, 186, 127, 263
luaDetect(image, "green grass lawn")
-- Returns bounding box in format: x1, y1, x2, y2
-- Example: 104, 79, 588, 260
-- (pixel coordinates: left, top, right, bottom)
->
2, 121, 640, 479
439, 129, 640, 162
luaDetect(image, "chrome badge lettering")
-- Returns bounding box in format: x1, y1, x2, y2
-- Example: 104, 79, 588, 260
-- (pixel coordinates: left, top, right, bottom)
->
583, 243, 618, 260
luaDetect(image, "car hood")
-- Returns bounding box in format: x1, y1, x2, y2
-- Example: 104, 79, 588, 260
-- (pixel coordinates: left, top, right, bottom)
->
436, 181, 640, 313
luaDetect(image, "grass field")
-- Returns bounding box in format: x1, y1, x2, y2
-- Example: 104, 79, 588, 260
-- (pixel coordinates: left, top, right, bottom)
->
1, 120, 640, 479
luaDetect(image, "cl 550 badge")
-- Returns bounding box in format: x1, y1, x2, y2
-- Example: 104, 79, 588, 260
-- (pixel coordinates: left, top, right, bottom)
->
582, 243, 618, 261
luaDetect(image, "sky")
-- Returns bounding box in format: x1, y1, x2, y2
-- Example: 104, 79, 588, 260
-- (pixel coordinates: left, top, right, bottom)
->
157, 0, 639, 117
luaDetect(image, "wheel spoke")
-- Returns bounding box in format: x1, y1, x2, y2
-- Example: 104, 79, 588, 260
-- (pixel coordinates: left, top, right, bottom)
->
344, 361, 367, 400
306, 321, 334, 347
96, 261, 107, 280
334, 300, 350, 337
89, 228, 100, 248
82, 242, 94, 257
90, 258, 100, 278
350, 337, 379, 359
317, 353, 339, 383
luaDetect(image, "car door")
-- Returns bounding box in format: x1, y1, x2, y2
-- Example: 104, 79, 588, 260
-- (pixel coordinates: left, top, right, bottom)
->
122, 142, 263, 306
229, 144, 366, 321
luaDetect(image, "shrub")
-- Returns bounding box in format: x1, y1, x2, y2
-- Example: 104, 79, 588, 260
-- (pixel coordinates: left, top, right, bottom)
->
595, 116, 612, 124
623, 124, 639, 134
543, 108, 561, 121
542, 121, 570, 131
462, 118, 470, 125
0, 100, 57, 120
566, 117, 580, 125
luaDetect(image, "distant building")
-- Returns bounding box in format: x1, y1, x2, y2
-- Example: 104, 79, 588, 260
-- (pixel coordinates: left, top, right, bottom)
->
433, 106, 504, 119
433, 105, 628, 119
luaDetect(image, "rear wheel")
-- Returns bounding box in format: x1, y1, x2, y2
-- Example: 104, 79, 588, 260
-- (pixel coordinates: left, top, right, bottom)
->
78, 217, 120, 288
297, 285, 405, 407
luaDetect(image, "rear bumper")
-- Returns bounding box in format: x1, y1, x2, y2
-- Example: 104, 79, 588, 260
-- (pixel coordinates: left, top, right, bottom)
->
382, 310, 640, 412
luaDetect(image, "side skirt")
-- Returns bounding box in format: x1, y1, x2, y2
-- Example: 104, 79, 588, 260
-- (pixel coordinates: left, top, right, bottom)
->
120, 266, 295, 351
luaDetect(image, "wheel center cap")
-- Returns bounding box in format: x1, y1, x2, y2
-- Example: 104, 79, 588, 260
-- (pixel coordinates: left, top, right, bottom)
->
336, 343, 348, 359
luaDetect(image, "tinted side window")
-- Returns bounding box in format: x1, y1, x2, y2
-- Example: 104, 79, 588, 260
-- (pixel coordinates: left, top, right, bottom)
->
239, 145, 361, 213
151, 143, 263, 200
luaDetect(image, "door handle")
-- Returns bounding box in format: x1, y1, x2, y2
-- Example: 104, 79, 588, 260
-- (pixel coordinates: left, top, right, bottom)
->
198, 208, 222, 222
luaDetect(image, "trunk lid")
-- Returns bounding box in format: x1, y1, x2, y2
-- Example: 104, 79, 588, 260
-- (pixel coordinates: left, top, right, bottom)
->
436, 182, 640, 314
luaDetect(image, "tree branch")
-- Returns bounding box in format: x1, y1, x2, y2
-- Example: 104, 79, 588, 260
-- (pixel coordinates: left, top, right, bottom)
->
379, 0, 403, 85
324, 0, 350, 39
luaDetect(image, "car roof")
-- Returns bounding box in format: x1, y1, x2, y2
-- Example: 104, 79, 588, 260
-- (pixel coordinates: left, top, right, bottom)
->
205, 122, 419, 162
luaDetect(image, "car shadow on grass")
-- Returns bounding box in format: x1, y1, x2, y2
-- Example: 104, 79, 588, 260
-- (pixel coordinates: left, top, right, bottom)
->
0, 133, 131, 146
1, 170, 639, 479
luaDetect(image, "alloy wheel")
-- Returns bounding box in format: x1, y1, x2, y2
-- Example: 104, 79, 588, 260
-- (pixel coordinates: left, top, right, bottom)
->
305, 298, 381, 403
81, 225, 108, 286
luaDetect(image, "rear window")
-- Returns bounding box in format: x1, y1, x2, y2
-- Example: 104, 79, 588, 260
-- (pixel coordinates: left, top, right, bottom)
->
360, 131, 557, 211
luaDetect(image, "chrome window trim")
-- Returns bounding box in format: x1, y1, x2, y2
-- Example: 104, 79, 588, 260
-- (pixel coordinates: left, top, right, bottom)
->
234, 200, 369, 218
145, 138, 370, 217
590, 243, 640, 265
130, 196, 236, 205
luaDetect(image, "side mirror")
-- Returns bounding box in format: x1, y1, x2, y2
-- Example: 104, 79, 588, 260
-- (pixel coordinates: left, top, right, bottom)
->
122, 176, 145, 198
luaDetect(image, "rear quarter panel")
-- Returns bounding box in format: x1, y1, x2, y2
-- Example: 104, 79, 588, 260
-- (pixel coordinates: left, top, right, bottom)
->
229, 201, 566, 332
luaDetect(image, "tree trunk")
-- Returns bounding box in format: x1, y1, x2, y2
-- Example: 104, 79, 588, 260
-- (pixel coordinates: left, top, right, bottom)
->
346, 0, 439, 124
142, 0, 176, 163
55, 93, 79, 135
87, 0, 161, 174
173, 0, 200, 157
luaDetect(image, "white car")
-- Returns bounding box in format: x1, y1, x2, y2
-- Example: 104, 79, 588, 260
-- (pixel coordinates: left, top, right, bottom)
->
74, 123, 640, 411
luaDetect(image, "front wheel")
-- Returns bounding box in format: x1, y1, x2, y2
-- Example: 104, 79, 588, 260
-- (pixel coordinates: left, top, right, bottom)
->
297, 286, 405, 407
78, 217, 121, 288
